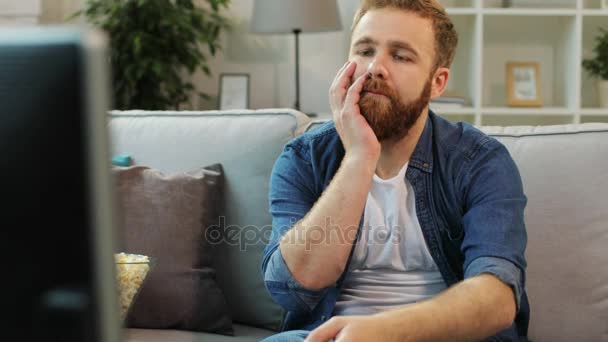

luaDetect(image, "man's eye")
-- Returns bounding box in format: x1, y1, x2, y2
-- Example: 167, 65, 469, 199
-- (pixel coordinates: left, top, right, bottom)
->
359, 49, 374, 57
394, 55, 410, 62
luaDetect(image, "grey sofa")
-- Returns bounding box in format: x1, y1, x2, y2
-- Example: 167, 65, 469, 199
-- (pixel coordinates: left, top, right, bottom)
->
109, 109, 608, 342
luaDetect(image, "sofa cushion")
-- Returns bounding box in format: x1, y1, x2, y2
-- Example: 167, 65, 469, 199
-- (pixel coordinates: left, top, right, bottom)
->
113, 164, 232, 334
480, 123, 608, 342
109, 109, 311, 330
123, 324, 275, 342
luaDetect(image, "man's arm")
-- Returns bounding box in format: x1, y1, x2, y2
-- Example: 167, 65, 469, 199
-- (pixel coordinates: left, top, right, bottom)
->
307, 138, 527, 342
382, 273, 515, 341
274, 62, 381, 290
305, 274, 515, 342
262, 62, 380, 314
279, 152, 375, 289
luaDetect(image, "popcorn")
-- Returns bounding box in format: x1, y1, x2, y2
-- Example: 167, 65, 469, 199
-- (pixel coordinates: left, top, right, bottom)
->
114, 252, 151, 319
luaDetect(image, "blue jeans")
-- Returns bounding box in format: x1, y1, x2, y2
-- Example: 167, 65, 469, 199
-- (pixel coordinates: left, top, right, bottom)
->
261, 330, 310, 342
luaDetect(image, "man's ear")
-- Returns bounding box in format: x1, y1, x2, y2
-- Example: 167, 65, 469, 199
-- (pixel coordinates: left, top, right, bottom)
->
430, 67, 450, 99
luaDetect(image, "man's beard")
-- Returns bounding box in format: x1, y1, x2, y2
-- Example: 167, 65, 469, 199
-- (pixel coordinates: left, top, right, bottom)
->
359, 76, 432, 141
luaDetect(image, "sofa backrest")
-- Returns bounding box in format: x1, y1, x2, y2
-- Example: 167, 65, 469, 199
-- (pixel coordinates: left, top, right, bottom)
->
108, 109, 310, 331
479, 123, 608, 342
110, 110, 608, 339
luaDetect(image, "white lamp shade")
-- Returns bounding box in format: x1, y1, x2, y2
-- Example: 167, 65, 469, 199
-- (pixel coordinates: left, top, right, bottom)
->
250, 0, 342, 34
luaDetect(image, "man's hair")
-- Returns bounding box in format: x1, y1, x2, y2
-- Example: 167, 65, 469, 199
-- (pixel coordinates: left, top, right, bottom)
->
352, 0, 458, 71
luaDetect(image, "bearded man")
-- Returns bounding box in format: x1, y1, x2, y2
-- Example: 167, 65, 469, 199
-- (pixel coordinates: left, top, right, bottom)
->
261, 1, 529, 341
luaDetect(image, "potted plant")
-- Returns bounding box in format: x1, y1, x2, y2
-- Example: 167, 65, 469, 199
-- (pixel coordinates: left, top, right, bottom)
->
72, 0, 231, 110
583, 27, 608, 108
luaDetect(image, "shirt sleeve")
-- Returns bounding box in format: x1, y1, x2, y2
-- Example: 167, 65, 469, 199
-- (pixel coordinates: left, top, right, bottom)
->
459, 139, 528, 312
261, 140, 330, 315
464, 256, 523, 311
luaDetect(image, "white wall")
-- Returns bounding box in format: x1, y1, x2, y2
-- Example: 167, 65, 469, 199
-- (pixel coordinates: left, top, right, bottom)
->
4, 0, 360, 113
0, 0, 41, 25
39, 0, 82, 24
190, 0, 362, 113
0, 0, 82, 25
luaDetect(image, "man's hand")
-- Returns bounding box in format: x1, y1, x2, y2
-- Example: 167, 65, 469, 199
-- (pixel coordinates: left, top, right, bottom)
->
329, 61, 380, 166
303, 274, 517, 342
304, 315, 398, 342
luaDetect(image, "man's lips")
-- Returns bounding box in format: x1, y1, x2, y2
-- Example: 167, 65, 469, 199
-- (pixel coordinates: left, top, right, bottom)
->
364, 91, 388, 98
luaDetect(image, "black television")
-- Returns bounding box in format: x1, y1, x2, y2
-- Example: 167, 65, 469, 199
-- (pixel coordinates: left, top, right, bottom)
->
0, 27, 120, 341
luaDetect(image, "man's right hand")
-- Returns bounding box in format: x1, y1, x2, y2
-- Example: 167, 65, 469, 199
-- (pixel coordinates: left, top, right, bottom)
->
329, 61, 381, 166
272, 62, 381, 290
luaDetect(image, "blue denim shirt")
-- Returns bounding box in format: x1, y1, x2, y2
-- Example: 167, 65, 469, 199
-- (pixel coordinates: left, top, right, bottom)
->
261, 111, 529, 341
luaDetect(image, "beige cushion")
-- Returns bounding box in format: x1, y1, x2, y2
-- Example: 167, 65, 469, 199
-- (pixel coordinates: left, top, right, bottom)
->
109, 109, 311, 330
114, 164, 232, 334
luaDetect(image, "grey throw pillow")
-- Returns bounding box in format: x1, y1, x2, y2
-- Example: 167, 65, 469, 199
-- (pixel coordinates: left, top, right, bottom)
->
113, 164, 233, 335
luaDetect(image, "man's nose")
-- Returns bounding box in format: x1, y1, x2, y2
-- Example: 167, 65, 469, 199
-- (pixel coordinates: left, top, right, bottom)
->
367, 59, 388, 80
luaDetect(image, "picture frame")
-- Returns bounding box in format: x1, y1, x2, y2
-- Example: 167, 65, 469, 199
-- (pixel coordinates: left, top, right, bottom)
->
506, 61, 543, 107
218, 73, 249, 110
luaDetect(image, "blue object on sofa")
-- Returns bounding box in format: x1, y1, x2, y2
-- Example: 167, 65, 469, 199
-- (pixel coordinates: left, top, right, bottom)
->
112, 154, 132, 167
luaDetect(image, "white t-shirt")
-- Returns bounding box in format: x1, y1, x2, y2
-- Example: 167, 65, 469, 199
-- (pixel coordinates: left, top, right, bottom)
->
333, 162, 447, 316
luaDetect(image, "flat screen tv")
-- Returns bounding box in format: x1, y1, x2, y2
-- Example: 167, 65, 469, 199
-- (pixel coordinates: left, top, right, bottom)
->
0, 27, 120, 342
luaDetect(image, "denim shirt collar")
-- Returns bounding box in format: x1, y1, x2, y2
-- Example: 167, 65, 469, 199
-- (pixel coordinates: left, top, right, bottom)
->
408, 110, 435, 174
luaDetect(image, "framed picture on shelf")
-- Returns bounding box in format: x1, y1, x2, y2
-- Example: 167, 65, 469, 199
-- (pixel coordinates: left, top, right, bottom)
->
506, 62, 543, 107
219, 73, 249, 110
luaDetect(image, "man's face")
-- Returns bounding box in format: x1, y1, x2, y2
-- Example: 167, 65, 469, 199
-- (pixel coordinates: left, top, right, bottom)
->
349, 8, 437, 141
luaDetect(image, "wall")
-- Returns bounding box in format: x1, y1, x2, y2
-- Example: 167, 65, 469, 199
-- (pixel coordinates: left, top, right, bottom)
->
0, 0, 41, 25
10, 0, 360, 113
190, 0, 361, 113
0, 0, 82, 25
39, 0, 83, 24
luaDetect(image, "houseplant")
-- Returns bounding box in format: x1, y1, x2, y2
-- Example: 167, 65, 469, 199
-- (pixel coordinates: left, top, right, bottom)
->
582, 27, 608, 108
72, 0, 230, 110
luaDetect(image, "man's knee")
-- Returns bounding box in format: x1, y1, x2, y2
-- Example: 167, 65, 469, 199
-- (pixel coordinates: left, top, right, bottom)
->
261, 329, 310, 342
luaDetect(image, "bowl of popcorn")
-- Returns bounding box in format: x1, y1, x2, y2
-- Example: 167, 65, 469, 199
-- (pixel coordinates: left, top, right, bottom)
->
114, 252, 153, 320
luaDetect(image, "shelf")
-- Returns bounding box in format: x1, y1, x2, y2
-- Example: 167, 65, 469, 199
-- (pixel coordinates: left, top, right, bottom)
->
440, 113, 476, 125
581, 108, 608, 115
581, 115, 608, 123
430, 106, 476, 114
482, 0, 577, 9
581, 9, 608, 15
482, 107, 573, 115
444, 15, 478, 108
581, 16, 607, 108
445, 8, 478, 15
438, 0, 475, 8
482, 15, 577, 108
432, 0, 608, 126
481, 114, 575, 126
583, 0, 608, 9
482, 8, 577, 16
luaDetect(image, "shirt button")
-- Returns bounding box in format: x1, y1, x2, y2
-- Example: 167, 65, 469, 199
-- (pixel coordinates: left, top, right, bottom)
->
321, 315, 326, 321
423, 163, 430, 168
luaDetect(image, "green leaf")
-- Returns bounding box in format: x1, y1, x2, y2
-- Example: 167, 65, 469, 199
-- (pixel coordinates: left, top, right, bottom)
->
583, 26, 608, 80
78, 0, 231, 109
133, 33, 142, 56
198, 92, 212, 101
152, 62, 163, 77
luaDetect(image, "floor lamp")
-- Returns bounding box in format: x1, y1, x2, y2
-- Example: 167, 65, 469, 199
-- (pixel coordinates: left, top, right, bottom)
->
251, 0, 342, 111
